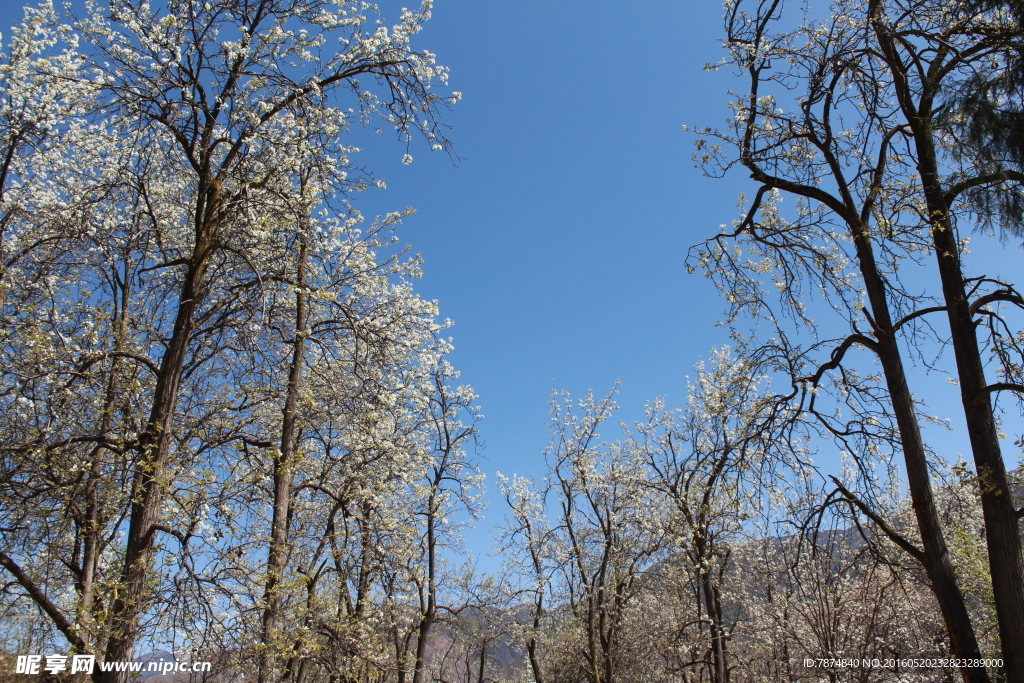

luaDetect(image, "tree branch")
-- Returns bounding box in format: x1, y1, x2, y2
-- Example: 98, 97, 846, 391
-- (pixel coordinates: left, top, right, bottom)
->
974, 383, 1024, 407
829, 477, 926, 563
0, 551, 88, 652
800, 333, 880, 388
945, 169, 1024, 205
893, 306, 947, 332
969, 288, 1024, 317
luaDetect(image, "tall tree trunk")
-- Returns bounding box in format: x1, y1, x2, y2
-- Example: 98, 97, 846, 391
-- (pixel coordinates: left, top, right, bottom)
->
850, 222, 989, 682
526, 540, 546, 683
261, 236, 309, 683
919, 132, 1024, 682
872, 13, 1024, 678
701, 566, 728, 683
100, 181, 220, 683
410, 494, 438, 683
743, 153, 988, 679
78, 262, 130, 656
527, 601, 546, 683
476, 637, 488, 683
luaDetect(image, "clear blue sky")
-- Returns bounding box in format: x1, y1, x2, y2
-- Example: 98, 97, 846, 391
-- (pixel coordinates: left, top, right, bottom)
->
3, 1, 1018, 567
349, 1, 744, 559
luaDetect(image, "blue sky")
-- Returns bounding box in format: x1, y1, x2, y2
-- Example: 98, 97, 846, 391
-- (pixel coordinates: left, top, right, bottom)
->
3, 0, 1019, 567
348, 1, 744, 557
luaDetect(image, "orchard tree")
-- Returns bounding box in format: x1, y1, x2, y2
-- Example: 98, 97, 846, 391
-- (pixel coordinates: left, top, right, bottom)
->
0, 0, 464, 677
127, 207, 479, 682
732, 507, 950, 682
378, 362, 481, 683
691, 0, 1024, 678
0, 5, 141, 657
76, 0, 456, 671
497, 471, 555, 683
501, 388, 670, 683
634, 348, 786, 683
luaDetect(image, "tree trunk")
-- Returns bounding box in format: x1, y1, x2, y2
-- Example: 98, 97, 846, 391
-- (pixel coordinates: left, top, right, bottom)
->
872, 13, 1024, 677
100, 182, 219, 683
701, 568, 728, 683
78, 269, 130, 656
410, 494, 438, 683
919, 135, 1024, 683
850, 222, 989, 683
261, 237, 309, 683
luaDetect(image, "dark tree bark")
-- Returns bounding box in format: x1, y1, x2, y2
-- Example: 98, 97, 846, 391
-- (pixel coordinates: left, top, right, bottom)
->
870, 6, 1024, 677
261, 236, 309, 683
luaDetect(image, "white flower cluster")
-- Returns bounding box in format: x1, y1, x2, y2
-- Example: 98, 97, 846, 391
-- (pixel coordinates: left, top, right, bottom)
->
0, 0, 475, 670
